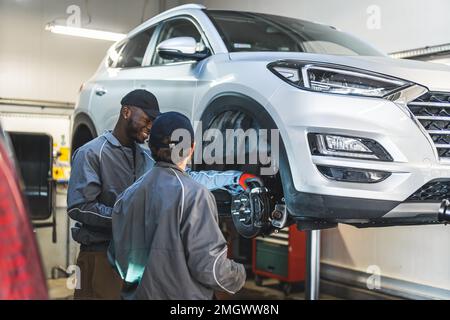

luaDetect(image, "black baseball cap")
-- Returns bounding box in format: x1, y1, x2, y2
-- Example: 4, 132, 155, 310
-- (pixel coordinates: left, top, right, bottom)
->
120, 89, 161, 119
149, 112, 194, 149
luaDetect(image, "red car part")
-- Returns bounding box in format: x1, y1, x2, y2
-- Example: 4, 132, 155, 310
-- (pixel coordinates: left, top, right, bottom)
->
0, 140, 48, 300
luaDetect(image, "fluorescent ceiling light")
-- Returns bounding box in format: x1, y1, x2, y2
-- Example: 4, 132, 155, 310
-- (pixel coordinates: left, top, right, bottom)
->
390, 43, 450, 59
45, 23, 125, 42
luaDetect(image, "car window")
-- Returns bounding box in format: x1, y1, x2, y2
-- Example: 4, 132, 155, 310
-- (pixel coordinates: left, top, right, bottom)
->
152, 18, 204, 66
107, 42, 125, 67
115, 26, 156, 68
302, 41, 360, 55
209, 12, 302, 52
207, 11, 384, 56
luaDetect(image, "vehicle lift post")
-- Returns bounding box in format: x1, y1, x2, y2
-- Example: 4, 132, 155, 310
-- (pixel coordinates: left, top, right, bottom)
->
305, 230, 321, 300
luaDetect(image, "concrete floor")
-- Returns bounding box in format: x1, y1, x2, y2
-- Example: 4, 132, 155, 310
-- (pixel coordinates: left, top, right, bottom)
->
220, 278, 338, 300
47, 278, 338, 300
48, 279, 74, 300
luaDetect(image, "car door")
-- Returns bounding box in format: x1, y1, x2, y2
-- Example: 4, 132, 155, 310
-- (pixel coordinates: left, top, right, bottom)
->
89, 26, 157, 134
133, 17, 210, 118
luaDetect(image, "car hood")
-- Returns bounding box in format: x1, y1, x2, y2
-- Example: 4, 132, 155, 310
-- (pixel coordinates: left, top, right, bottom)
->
229, 52, 450, 92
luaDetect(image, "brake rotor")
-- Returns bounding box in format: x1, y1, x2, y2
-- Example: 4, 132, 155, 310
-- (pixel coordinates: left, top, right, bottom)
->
231, 186, 272, 238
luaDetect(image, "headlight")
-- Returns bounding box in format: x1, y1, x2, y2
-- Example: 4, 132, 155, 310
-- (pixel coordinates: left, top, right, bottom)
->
268, 60, 412, 98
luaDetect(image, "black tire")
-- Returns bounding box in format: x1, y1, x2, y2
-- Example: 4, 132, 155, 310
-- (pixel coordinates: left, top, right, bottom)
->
71, 113, 97, 156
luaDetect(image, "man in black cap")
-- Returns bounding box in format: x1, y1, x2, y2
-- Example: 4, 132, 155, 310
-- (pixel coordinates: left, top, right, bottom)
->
110, 112, 246, 300
67, 90, 257, 299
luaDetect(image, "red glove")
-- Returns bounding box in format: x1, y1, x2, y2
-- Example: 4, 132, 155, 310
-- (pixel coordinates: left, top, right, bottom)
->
239, 173, 263, 191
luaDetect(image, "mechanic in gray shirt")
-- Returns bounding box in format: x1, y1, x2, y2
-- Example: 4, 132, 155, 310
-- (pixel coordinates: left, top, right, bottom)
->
110, 112, 246, 300
67, 90, 256, 299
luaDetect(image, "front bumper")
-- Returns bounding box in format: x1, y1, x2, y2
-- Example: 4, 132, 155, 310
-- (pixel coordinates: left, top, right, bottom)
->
269, 83, 450, 223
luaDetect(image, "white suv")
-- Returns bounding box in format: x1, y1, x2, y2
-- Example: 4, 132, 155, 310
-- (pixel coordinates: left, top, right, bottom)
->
73, 4, 450, 232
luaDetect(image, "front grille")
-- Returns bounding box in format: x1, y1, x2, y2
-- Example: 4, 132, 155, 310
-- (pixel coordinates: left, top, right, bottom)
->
407, 179, 450, 201
407, 92, 450, 158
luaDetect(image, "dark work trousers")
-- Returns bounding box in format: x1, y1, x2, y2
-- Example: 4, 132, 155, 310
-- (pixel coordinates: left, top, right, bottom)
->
73, 250, 123, 300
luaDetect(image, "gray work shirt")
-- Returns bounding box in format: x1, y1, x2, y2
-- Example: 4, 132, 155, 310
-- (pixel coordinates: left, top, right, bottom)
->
109, 162, 246, 300
67, 131, 242, 251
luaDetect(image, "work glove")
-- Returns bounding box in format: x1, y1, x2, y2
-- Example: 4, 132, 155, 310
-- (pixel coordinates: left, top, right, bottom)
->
238, 173, 264, 192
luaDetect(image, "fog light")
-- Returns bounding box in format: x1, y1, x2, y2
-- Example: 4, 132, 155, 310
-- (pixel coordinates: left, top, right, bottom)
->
323, 135, 371, 153
308, 133, 393, 161
317, 165, 391, 183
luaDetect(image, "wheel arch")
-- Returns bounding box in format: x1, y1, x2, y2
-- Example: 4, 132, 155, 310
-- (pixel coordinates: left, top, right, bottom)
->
71, 112, 98, 156
197, 92, 302, 215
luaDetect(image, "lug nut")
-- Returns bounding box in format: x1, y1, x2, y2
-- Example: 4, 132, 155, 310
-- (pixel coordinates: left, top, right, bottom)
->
272, 210, 283, 220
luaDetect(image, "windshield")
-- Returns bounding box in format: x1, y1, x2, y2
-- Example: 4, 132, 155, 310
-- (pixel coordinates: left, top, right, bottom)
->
206, 10, 384, 56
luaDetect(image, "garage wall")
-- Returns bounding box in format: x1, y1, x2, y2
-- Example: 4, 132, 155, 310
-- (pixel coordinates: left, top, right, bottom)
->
178, 0, 450, 296
0, 0, 161, 103
179, 0, 450, 53
321, 225, 450, 296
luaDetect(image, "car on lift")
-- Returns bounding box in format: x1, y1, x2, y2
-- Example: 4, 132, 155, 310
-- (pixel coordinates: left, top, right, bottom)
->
72, 4, 450, 236
0, 123, 48, 299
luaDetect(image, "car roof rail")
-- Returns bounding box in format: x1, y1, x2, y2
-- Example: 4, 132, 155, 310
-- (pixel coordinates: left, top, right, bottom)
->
162, 4, 207, 14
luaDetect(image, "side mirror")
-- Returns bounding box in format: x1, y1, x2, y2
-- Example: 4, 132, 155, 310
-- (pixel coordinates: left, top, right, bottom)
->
157, 37, 211, 61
